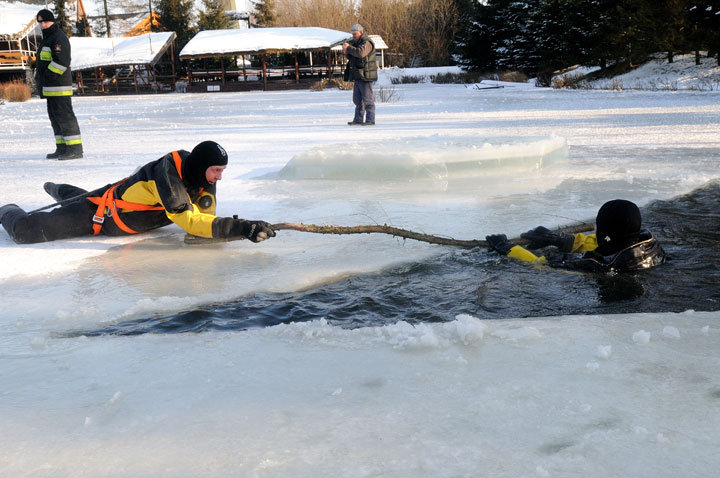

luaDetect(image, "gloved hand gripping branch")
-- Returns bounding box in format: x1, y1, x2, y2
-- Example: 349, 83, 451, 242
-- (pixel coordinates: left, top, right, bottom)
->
485, 234, 514, 255
218, 215, 276, 242
520, 226, 575, 252
486, 233, 542, 263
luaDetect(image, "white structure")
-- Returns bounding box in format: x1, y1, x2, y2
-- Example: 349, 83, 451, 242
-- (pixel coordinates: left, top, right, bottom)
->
180, 27, 350, 58
71, 32, 176, 70
179, 27, 352, 92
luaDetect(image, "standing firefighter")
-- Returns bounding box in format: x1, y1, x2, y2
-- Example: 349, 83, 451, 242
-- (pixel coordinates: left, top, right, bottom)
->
35, 9, 83, 160
343, 23, 377, 126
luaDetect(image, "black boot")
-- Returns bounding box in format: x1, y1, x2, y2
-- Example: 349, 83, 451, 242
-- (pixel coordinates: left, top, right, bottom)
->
43, 182, 64, 202
0, 203, 20, 225
46, 144, 66, 159
58, 143, 83, 160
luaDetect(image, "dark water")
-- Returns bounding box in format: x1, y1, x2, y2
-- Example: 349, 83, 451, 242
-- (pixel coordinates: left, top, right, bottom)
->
77, 181, 720, 336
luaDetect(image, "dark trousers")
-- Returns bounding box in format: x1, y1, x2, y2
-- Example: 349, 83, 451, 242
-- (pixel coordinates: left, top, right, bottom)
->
353, 81, 375, 123
46, 96, 81, 146
0, 184, 128, 244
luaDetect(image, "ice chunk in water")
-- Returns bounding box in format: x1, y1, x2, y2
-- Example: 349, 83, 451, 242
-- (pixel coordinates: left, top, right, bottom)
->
276, 135, 568, 180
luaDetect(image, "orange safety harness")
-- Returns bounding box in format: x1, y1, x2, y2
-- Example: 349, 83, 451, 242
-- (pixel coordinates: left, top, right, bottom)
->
87, 151, 185, 235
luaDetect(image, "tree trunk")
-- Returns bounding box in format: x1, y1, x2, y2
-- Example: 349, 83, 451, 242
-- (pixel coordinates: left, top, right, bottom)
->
103, 0, 111, 37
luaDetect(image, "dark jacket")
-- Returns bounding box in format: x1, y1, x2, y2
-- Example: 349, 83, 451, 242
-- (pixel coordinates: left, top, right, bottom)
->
345, 34, 377, 82
103, 150, 223, 237
551, 230, 666, 273
35, 23, 73, 98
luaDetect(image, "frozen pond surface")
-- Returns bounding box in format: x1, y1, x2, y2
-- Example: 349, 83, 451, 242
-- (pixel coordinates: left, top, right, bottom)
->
1, 81, 719, 476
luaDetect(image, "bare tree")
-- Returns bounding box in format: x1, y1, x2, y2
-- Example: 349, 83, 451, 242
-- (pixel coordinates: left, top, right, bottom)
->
274, 0, 354, 30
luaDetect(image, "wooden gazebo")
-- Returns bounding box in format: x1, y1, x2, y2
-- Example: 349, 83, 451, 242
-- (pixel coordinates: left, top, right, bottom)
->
70, 32, 176, 95
179, 27, 351, 92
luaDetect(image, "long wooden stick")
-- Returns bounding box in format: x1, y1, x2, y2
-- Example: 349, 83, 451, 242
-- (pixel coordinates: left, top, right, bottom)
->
184, 221, 594, 247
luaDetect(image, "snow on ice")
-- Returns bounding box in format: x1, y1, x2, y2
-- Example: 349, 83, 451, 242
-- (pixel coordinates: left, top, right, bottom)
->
1, 66, 720, 476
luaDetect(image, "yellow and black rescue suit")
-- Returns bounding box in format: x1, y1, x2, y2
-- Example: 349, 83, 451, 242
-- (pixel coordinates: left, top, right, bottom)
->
500, 230, 665, 273
2, 151, 227, 244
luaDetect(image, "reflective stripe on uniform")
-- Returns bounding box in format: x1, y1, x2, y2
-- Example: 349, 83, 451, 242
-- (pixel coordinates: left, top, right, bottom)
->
39, 47, 52, 61
63, 135, 82, 145
55, 135, 64, 144
48, 61, 67, 74
42, 86, 73, 96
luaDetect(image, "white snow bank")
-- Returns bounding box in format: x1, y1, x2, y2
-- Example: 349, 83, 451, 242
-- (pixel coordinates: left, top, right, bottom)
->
571, 53, 720, 90
276, 135, 568, 180
2, 312, 718, 477
376, 65, 463, 86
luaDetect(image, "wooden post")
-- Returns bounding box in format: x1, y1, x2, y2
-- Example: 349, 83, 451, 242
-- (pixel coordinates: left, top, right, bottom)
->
262, 54, 267, 91
294, 52, 299, 83
241, 54, 247, 82
170, 42, 176, 91
133, 65, 138, 94
327, 49, 332, 78
221, 56, 226, 86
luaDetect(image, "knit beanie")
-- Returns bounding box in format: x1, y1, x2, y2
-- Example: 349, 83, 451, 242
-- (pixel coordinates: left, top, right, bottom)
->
183, 141, 228, 188
37, 9, 55, 23
595, 199, 642, 255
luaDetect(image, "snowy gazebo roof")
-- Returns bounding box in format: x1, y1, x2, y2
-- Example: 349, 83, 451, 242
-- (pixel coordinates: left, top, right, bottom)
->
69, 32, 176, 71
179, 27, 351, 59
0, 1, 40, 38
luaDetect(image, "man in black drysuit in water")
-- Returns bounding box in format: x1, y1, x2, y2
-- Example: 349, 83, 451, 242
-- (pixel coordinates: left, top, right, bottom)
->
485, 199, 666, 273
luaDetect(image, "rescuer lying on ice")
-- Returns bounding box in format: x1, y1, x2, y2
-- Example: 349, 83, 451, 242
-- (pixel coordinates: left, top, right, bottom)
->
0, 141, 275, 245
485, 199, 666, 273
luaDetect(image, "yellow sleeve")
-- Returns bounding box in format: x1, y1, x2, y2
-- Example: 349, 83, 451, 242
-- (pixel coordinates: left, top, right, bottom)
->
507, 245, 547, 264
571, 233, 598, 253
121, 180, 218, 238
166, 204, 216, 238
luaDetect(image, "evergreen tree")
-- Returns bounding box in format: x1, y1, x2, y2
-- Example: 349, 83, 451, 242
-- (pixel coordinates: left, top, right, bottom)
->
455, 0, 501, 71
253, 0, 276, 27
198, 0, 231, 30
53, 0, 72, 36
156, 0, 195, 48
493, 0, 543, 74
654, 0, 688, 62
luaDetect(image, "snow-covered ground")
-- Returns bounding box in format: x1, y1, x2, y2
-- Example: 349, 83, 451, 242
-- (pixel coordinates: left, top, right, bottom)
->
1, 67, 719, 476
558, 53, 720, 91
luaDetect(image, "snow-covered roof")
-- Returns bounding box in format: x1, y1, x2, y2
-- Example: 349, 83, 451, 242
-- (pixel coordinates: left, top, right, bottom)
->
179, 27, 351, 59
70, 32, 175, 70
0, 1, 40, 37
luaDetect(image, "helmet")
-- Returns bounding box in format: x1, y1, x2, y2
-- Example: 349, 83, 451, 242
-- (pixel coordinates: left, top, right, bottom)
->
595, 199, 642, 255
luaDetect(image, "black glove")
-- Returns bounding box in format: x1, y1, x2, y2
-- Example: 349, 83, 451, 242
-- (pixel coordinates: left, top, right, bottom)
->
520, 226, 574, 252
227, 218, 276, 243
486, 234, 514, 256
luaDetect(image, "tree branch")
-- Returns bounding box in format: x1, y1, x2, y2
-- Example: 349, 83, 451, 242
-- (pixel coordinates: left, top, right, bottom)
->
184, 221, 595, 247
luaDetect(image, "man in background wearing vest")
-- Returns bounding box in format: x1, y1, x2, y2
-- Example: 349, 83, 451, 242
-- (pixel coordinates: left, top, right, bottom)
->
343, 24, 377, 126
35, 9, 83, 160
